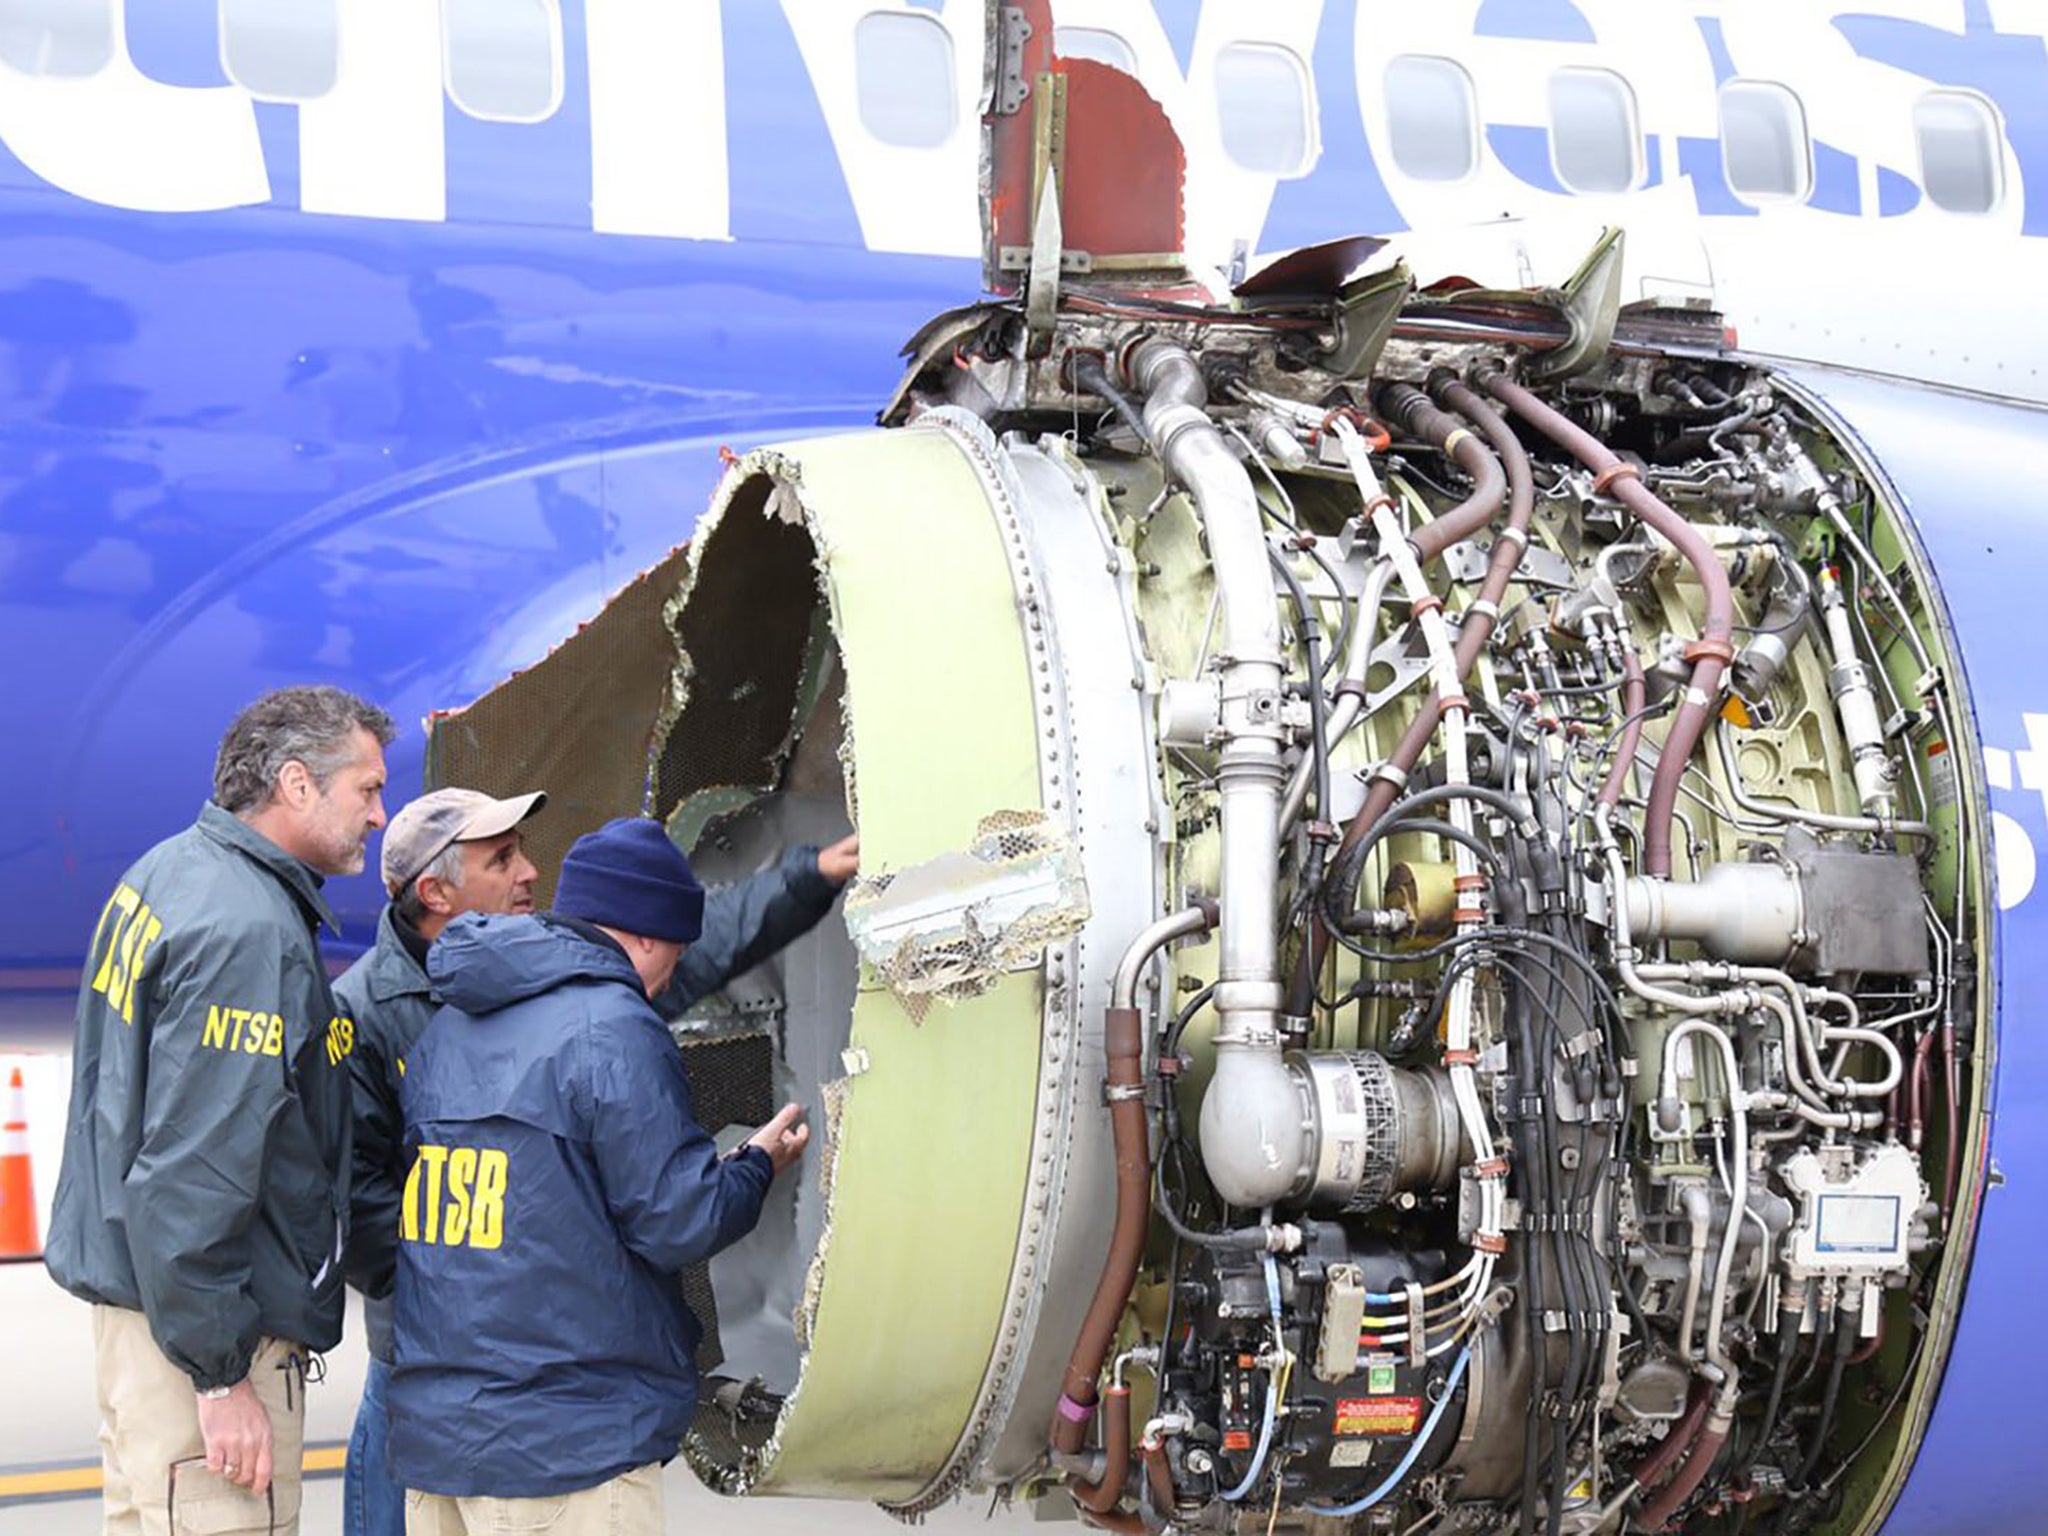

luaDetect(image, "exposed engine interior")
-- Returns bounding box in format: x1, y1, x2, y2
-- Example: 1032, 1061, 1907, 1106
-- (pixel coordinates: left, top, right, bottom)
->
870, 278, 1983, 1535
430, 247, 1987, 1534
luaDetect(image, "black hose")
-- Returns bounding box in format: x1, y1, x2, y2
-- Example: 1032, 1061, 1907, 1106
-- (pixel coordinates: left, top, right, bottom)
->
1269, 544, 1333, 843
1160, 983, 1217, 1064
1152, 1160, 1273, 1252
1793, 1311, 1860, 1491
1740, 1308, 1803, 1484
1070, 354, 1152, 443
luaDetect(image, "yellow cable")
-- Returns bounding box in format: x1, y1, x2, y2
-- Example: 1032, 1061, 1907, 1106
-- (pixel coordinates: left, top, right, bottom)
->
1264, 1353, 1296, 1536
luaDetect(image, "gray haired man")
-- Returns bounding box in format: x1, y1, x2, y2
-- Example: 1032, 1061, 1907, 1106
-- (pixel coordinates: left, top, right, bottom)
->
334, 786, 547, 1536
46, 685, 394, 1536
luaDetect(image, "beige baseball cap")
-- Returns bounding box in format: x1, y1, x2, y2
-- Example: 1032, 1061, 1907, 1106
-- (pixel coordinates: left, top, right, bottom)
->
381, 787, 547, 895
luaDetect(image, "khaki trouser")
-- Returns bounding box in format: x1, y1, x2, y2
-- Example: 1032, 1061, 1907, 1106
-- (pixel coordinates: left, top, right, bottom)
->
405, 1463, 664, 1536
94, 1305, 309, 1536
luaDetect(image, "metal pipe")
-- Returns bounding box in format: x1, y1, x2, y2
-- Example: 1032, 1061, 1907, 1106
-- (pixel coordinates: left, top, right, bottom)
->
1111, 903, 1218, 1010
1816, 566, 1897, 821
1280, 557, 1394, 831
1676, 1182, 1712, 1370
1713, 722, 1931, 838
1126, 337, 1297, 1210
1597, 814, 1883, 1129
1484, 372, 1735, 878
1662, 1021, 1749, 1384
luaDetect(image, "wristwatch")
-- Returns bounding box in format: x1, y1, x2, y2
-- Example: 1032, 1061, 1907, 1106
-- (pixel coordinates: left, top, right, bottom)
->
200, 1384, 235, 1399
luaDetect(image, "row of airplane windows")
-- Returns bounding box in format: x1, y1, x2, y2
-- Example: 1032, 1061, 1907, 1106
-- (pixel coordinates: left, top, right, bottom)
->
0, 2, 2009, 219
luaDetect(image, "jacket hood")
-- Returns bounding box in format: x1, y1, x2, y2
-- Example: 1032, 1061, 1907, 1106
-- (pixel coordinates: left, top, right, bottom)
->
428, 913, 643, 1015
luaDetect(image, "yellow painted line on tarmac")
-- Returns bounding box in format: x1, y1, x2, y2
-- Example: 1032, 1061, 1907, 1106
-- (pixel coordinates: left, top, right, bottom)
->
0, 1464, 100, 1499
0, 1443, 347, 1504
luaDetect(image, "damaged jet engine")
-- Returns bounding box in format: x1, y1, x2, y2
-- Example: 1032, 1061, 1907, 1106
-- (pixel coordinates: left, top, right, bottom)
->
432, 259, 1984, 1536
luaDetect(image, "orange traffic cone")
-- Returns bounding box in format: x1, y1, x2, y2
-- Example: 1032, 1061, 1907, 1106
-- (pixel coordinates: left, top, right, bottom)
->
0, 1066, 39, 1262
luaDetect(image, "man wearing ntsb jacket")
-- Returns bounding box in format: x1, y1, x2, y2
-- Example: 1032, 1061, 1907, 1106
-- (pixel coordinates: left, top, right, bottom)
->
46, 685, 395, 1536
388, 817, 815, 1536
340, 789, 854, 1536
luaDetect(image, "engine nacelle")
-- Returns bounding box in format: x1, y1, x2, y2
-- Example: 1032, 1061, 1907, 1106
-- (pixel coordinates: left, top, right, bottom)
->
434, 299, 1985, 1535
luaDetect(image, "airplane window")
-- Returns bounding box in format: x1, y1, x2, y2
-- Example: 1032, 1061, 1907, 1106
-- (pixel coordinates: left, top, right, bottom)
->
220, 0, 338, 103
854, 10, 957, 150
1719, 80, 1811, 202
0, 0, 112, 78
1054, 26, 1137, 76
1915, 90, 2003, 215
1213, 42, 1315, 178
1383, 54, 1479, 182
1547, 67, 1640, 195
442, 0, 562, 124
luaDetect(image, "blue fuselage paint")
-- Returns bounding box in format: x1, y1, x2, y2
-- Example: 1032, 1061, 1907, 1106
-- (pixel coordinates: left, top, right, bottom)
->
1783, 368, 2048, 1534
4, 5, 2048, 1522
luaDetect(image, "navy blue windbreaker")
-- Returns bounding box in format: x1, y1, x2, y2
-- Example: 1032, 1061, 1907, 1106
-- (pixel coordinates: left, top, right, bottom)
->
386, 913, 774, 1497
343, 844, 838, 1364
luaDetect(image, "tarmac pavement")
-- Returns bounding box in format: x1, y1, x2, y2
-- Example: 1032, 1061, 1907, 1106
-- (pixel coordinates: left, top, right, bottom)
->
0, 1261, 1044, 1534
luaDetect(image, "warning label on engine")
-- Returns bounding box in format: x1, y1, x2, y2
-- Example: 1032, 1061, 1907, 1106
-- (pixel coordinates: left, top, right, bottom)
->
1335, 1396, 1424, 1436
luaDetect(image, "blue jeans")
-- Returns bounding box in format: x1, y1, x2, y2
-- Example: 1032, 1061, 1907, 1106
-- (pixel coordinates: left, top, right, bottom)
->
345, 1356, 406, 1536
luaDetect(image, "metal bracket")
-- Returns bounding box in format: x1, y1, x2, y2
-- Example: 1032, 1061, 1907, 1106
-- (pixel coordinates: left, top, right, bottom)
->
999, 246, 1091, 274
992, 6, 1032, 116
1025, 166, 1063, 342
1320, 261, 1412, 380
1528, 227, 1627, 380
1441, 537, 1574, 590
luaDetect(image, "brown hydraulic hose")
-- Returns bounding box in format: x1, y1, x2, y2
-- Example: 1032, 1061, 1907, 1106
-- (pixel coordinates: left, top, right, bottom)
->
1078, 1511, 1145, 1535
1481, 371, 1735, 878
1846, 1314, 1887, 1366
1071, 1388, 1133, 1512
1634, 1415, 1729, 1531
1629, 1384, 1709, 1495
1143, 1436, 1176, 1515
1054, 1006, 1151, 1458
1350, 379, 1526, 823
1310, 373, 1528, 982
1941, 1020, 1961, 1221
1378, 379, 1507, 563
1600, 647, 1648, 808
1908, 1028, 1937, 1151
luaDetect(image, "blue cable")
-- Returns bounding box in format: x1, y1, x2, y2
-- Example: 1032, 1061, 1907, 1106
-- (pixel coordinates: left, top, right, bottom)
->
1220, 1254, 1284, 1503
1304, 1345, 1473, 1518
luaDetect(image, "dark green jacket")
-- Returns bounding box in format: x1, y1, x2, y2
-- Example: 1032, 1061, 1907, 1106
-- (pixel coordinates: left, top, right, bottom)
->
339, 843, 841, 1362
45, 803, 355, 1390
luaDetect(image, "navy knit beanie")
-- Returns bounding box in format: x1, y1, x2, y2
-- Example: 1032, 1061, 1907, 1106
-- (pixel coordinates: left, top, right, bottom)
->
553, 818, 706, 944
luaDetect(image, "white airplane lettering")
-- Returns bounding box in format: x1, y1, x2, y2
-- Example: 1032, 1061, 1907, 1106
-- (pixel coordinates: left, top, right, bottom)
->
300, 0, 445, 223
0, 0, 2035, 263
0, 0, 268, 214
588, 0, 730, 242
